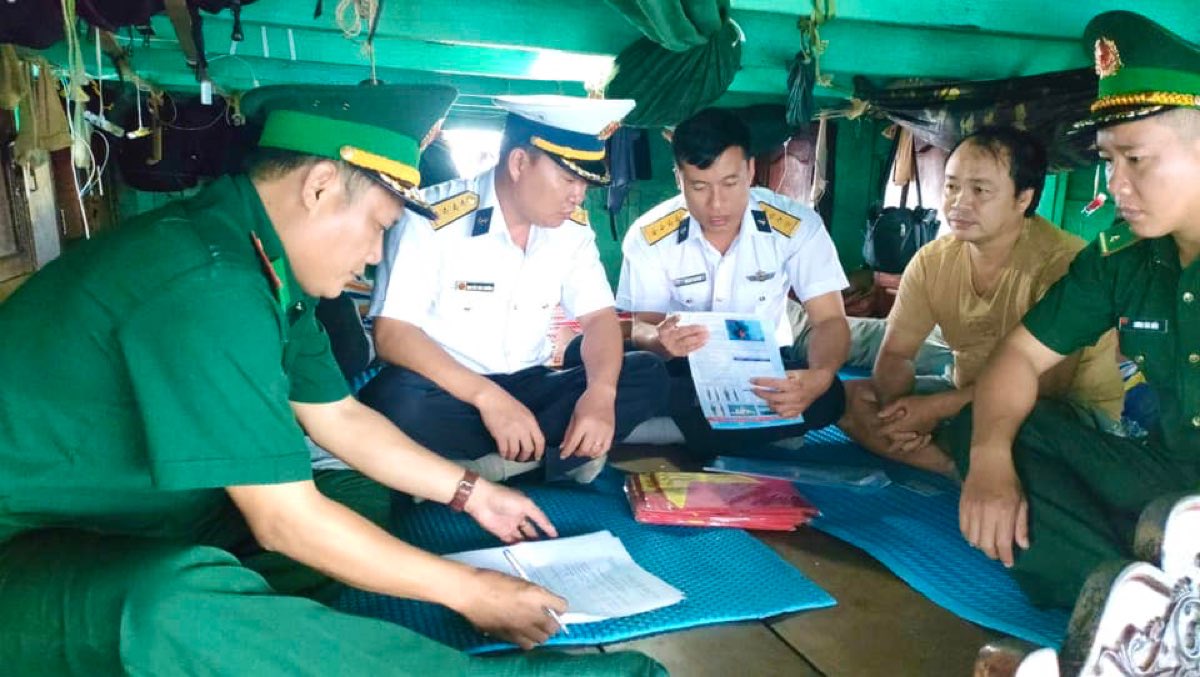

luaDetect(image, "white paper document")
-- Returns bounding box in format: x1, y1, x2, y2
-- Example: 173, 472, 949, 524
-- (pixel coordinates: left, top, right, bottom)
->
678, 311, 804, 430
444, 530, 684, 624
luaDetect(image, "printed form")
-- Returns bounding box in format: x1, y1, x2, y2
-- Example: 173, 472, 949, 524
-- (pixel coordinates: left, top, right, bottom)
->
445, 530, 683, 623
677, 311, 804, 430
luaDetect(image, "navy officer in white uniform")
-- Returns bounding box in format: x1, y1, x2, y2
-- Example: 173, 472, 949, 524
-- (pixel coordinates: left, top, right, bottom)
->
361, 95, 668, 483
617, 107, 850, 456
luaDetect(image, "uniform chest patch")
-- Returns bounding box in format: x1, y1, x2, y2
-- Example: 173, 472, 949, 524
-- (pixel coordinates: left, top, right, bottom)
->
642, 208, 688, 245
757, 201, 801, 237
432, 191, 479, 230
1118, 317, 1169, 333
455, 281, 495, 292
746, 270, 776, 282
673, 273, 707, 287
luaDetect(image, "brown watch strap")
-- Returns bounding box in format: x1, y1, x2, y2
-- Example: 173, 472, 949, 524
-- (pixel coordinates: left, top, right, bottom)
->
449, 469, 479, 512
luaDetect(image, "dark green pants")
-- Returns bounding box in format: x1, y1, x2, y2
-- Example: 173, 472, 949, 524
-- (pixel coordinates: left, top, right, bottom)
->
942, 400, 1200, 609
0, 471, 665, 676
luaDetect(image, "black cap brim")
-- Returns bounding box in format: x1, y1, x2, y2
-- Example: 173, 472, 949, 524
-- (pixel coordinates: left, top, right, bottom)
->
1069, 104, 1172, 134
367, 171, 436, 220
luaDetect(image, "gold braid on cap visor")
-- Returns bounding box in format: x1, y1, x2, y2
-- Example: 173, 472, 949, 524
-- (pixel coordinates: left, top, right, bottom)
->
557, 156, 608, 184
339, 146, 421, 188
1093, 91, 1200, 111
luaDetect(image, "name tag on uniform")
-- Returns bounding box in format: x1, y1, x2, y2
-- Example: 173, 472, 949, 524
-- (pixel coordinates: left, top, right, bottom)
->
673, 273, 707, 287
455, 281, 495, 292
746, 270, 776, 282
1118, 317, 1169, 333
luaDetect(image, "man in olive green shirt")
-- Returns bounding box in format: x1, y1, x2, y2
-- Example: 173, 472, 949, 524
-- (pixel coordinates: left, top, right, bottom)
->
0, 84, 662, 676
950, 11, 1200, 614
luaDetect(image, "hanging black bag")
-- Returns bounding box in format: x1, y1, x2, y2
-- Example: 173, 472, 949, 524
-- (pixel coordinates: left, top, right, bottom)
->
863, 134, 940, 274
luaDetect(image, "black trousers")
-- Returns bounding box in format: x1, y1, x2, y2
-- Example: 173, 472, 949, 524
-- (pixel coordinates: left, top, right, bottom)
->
359, 337, 669, 478
665, 345, 846, 458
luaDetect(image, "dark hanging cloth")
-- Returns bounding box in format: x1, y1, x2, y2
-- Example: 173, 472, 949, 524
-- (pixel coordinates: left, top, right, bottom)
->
853, 68, 1099, 170
605, 126, 649, 238
603, 0, 742, 128
604, 0, 726, 51
418, 136, 459, 188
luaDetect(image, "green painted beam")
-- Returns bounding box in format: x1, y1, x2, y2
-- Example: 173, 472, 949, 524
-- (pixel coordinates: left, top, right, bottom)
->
44, 42, 586, 99
234, 0, 641, 56
730, 1, 810, 13
122, 12, 1080, 101
815, 20, 1083, 83
42, 0, 1144, 120
140, 16, 616, 85
754, 0, 1200, 41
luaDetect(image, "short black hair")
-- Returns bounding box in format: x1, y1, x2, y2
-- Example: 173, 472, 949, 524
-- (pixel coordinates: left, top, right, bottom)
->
948, 126, 1048, 217
497, 139, 547, 166
671, 107, 751, 170
244, 147, 377, 196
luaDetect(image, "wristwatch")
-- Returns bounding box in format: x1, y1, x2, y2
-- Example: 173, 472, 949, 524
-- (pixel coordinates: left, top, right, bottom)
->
449, 469, 479, 512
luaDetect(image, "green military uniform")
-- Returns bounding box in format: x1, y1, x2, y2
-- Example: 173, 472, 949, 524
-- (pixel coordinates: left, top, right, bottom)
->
0, 85, 663, 675
944, 12, 1200, 609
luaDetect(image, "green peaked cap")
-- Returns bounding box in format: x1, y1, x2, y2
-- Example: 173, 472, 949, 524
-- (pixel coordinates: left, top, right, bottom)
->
1082, 11, 1200, 128
241, 83, 457, 217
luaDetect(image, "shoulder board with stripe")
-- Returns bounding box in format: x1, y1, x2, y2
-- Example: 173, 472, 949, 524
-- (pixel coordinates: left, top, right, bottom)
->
641, 208, 688, 245
569, 206, 590, 226
758, 201, 801, 237
1098, 221, 1140, 256
431, 191, 479, 231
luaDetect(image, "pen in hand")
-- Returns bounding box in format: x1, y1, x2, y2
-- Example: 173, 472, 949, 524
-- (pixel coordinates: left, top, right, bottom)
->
502, 548, 570, 636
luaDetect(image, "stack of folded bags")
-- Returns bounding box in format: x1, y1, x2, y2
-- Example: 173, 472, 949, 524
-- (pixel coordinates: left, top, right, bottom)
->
625, 471, 819, 531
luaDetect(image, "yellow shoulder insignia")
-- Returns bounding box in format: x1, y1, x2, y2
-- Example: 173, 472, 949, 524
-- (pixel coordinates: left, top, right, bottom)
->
431, 191, 479, 230
641, 208, 688, 245
569, 206, 590, 226
758, 201, 801, 237
1098, 221, 1140, 256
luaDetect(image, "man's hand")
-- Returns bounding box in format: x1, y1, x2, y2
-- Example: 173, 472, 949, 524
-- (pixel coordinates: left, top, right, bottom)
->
464, 480, 558, 543
656, 315, 710, 357
561, 386, 616, 459
959, 452, 1029, 567
751, 368, 835, 419
476, 385, 545, 462
455, 568, 568, 650
876, 393, 945, 455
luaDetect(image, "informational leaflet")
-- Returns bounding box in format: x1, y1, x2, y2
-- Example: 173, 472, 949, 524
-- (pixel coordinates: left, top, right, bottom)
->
444, 530, 684, 623
676, 311, 804, 430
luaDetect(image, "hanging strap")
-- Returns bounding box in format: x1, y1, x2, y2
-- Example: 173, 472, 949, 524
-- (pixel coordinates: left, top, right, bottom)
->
896, 131, 923, 209
162, 0, 198, 67
911, 133, 924, 208
163, 0, 211, 82
809, 115, 829, 205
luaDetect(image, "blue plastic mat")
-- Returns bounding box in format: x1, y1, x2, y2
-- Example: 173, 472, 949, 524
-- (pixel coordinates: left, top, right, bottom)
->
789, 427, 1070, 648
334, 469, 836, 653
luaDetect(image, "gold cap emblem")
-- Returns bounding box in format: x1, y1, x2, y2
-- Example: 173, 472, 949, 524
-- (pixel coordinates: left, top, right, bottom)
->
1095, 37, 1123, 79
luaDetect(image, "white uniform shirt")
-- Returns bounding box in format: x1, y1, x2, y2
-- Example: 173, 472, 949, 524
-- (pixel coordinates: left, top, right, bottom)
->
616, 188, 848, 347
370, 168, 615, 374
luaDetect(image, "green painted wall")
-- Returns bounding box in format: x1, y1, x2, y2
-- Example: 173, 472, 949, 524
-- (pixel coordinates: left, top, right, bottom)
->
828, 117, 893, 273
1037, 164, 1116, 243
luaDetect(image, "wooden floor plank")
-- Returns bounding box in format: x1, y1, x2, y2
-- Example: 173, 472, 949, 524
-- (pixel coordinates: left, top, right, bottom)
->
604, 623, 822, 677
759, 528, 997, 676
609, 443, 998, 674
